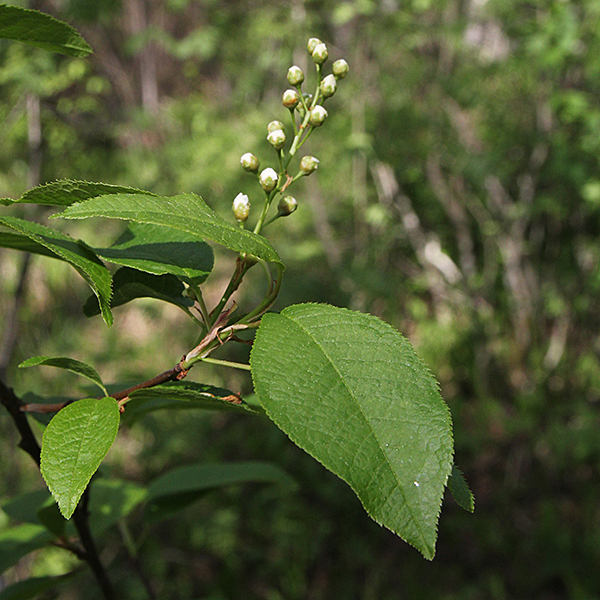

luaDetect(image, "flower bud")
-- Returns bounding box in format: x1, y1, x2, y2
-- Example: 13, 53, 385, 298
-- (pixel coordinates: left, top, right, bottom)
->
278, 195, 298, 216
299, 155, 319, 175
267, 129, 286, 150
311, 42, 328, 65
307, 37, 322, 54
320, 74, 337, 98
282, 88, 301, 109
308, 105, 328, 127
302, 92, 313, 105
232, 192, 251, 222
240, 152, 259, 173
259, 167, 279, 192
332, 59, 349, 80
287, 65, 305, 86
267, 120, 285, 134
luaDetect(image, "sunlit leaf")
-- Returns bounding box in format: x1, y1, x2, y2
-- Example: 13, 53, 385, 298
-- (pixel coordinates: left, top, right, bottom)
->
59, 192, 281, 263
41, 398, 120, 519
1, 179, 152, 207
251, 303, 454, 560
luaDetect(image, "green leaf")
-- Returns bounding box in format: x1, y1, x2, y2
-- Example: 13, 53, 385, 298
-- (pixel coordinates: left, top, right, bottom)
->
18, 356, 108, 396
250, 303, 454, 560
0, 216, 113, 326
123, 381, 256, 423
0, 572, 80, 600
146, 461, 296, 521
40, 398, 120, 519
95, 222, 214, 285
0, 524, 54, 574
1, 179, 155, 207
59, 192, 281, 263
84, 267, 193, 316
0, 4, 92, 57
448, 465, 475, 513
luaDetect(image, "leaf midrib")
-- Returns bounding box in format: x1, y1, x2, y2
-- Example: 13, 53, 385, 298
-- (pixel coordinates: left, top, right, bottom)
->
285, 313, 430, 552
65, 403, 100, 513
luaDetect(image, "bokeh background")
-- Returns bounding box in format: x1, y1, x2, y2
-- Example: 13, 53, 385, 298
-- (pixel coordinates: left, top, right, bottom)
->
2, 0, 600, 598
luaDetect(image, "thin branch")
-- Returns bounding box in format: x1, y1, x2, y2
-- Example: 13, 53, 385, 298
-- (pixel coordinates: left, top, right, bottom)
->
73, 489, 117, 599
0, 378, 41, 466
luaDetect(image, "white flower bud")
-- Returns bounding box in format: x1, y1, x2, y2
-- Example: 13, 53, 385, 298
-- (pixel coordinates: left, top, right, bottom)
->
232, 192, 251, 222
259, 168, 279, 192
312, 42, 328, 65
240, 152, 259, 173
278, 195, 298, 216
267, 120, 285, 134
308, 105, 328, 127
299, 155, 319, 175
282, 89, 301, 108
287, 65, 305, 86
267, 129, 286, 150
320, 74, 337, 98
307, 38, 322, 54
332, 59, 349, 80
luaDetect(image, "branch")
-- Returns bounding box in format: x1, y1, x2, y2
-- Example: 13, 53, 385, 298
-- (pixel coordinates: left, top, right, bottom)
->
0, 378, 41, 466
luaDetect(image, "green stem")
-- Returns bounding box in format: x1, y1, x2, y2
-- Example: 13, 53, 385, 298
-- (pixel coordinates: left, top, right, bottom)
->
200, 357, 252, 371
209, 256, 253, 328
194, 287, 210, 326
238, 261, 284, 324
253, 185, 281, 235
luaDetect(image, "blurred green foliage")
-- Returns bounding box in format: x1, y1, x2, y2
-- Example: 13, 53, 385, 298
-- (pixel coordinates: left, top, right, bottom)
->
2, 0, 600, 598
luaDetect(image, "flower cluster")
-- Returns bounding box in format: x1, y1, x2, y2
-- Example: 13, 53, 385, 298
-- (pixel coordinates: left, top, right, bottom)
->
233, 37, 348, 233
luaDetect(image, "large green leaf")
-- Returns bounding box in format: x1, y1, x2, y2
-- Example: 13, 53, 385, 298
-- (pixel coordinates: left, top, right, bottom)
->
123, 381, 256, 423
250, 303, 454, 560
59, 192, 281, 263
40, 398, 120, 519
1, 179, 155, 207
145, 461, 296, 521
0, 524, 54, 574
83, 267, 193, 316
95, 222, 213, 284
0, 216, 113, 325
0, 4, 92, 57
18, 356, 108, 396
